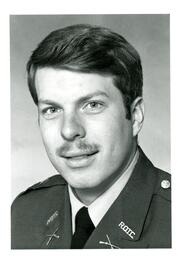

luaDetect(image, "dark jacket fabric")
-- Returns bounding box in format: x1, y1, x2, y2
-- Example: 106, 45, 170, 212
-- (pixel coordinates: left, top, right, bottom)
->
11, 149, 171, 249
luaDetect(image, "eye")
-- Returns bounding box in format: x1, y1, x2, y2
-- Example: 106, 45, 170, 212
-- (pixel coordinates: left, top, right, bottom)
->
41, 106, 61, 119
83, 101, 105, 113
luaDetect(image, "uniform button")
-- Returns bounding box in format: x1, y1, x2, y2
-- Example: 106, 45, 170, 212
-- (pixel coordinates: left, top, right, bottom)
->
161, 179, 170, 189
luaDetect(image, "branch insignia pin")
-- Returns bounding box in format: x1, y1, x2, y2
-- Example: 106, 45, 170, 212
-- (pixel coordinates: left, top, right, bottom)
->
46, 227, 60, 246
99, 234, 120, 249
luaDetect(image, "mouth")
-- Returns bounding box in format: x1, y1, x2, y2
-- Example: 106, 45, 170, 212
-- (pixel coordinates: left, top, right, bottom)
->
64, 151, 98, 159
61, 151, 99, 168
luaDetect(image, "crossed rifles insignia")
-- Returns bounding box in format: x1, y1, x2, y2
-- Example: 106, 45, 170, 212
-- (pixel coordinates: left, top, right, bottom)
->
46, 227, 60, 246
99, 234, 120, 249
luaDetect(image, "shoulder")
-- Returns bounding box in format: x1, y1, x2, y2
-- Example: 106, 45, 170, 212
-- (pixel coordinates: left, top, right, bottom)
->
138, 147, 171, 202
24, 174, 67, 191
11, 175, 69, 249
137, 150, 171, 247
144, 168, 171, 247
153, 167, 171, 202
12, 174, 67, 208
148, 166, 171, 233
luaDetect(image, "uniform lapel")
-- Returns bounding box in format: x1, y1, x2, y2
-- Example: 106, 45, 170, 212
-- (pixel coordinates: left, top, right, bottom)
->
40, 183, 72, 249
84, 149, 157, 249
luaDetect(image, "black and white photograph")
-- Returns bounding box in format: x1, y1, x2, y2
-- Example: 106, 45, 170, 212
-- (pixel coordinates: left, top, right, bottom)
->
10, 14, 171, 250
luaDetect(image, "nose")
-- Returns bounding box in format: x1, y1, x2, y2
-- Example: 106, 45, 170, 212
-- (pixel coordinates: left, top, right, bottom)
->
60, 112, 86, 141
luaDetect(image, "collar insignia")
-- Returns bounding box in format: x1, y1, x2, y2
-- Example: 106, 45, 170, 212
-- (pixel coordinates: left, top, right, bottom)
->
99, 234, 120, 249
118, 221, 135, 239
46, 227, 60, 246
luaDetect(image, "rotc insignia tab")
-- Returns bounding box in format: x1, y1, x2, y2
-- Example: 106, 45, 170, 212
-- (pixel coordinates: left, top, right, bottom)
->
118, 221, 135, 239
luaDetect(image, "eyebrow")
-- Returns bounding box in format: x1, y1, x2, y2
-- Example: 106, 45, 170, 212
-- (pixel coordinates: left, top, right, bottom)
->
38, 91, 109, 106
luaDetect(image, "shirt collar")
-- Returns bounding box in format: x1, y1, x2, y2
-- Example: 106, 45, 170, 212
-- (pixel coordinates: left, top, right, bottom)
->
68, 149, 139, 233
68, 185, 85, 233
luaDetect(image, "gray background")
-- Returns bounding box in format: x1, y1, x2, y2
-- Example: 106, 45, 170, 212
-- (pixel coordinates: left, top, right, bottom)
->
11, 15, 170, 200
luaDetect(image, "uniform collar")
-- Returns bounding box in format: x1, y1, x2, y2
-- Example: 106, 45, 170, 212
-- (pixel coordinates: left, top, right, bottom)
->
68, 149, 139, 233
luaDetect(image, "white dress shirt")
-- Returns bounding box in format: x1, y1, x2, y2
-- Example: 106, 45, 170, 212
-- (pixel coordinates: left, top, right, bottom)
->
68, 149, 139, 233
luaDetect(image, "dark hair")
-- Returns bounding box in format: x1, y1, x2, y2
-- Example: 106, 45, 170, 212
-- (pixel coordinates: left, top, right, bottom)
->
27, 24, 143, 119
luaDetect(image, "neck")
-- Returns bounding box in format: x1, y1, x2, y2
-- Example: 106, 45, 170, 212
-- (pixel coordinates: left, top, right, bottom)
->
72, 142, 138, 206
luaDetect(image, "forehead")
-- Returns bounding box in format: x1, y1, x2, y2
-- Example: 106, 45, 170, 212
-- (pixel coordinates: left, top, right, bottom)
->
35, 67, 121, 102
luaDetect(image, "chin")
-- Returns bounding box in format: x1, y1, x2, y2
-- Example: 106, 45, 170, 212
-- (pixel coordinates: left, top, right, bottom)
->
56, 165, 104, 189
66, 175, 100, 190
68, 180, 95, 189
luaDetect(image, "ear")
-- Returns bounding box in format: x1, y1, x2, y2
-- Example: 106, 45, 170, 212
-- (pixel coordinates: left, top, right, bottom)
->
131, 97, 144, 137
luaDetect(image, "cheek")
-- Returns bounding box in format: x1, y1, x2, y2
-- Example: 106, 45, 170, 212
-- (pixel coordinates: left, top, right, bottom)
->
88, 114, 132, 147
39, 120, 60, 150
103, 123, 133, 173
108, 123, 132, 155
90, 116, 133, 168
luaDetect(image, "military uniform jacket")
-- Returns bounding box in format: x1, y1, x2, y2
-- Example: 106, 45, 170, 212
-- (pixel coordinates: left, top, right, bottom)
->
11, 149, 171, 249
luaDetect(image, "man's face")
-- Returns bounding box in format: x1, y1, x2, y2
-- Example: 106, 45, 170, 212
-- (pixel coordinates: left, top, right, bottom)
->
35, 68, 136, 190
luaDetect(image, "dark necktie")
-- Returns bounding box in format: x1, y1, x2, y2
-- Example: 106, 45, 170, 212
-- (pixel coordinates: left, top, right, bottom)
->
71, 206, 95, 249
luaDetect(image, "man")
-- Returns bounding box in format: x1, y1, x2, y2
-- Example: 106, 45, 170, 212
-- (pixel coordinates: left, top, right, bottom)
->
11, 24, 171, 249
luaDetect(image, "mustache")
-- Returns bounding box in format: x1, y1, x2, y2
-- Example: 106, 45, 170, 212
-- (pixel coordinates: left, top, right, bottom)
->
56, 140, 100, 156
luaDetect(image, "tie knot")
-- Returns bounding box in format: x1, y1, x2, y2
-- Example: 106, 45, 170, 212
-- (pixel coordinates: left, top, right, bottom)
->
75, 207, 94, 230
